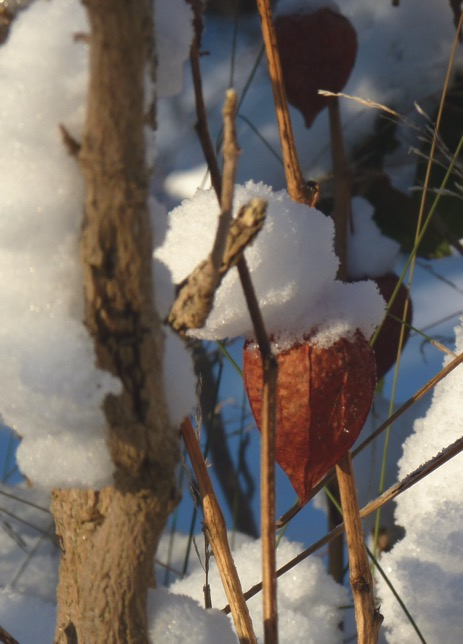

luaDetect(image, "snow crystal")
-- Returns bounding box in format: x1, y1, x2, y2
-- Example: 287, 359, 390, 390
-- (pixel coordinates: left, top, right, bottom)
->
0, 0, 196, 488
377, 317, 463, 642
0, 0, 120, 488
347, 197, 400, 279
148, 587, 237, 643
170, 535, 348, 643
155, 181, 386, 348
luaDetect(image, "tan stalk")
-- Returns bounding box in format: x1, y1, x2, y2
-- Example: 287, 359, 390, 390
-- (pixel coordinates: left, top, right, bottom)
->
223, 432, 463, 612
255, 0, 317, 206
336, 455, 383, 642
181, 419, 257, 644
187, 29, 280, 639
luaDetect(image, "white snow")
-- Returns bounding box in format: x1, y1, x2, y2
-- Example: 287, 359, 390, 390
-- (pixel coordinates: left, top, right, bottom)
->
377, 317, 463, 642
155, 181, 386, 348
148, 587, 237, 643
347, 197, 400, 279
0, 0, 196, 488
171, 535, 348, 643
1, 0, 462, 642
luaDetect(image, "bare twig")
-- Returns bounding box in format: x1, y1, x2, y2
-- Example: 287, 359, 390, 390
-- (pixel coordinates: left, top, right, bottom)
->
224, 433, 463, 612
276, 350, 463, 529
181, 418, 257, 644
0, 625, 20, 644
336, 455, 383, 642
192, 343, 259, 537
255, 0, 317, 207
167, 198, 266, 334
327, 97, 351, 279
353, 350, 463, 458
187, 26, 279, 640
189, 2, 222, 196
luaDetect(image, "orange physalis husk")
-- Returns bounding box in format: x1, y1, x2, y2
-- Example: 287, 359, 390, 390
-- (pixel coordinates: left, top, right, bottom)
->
243, 330, 376, 503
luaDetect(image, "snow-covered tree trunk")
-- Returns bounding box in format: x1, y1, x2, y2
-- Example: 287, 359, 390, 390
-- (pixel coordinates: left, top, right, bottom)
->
51, 1, 179, 641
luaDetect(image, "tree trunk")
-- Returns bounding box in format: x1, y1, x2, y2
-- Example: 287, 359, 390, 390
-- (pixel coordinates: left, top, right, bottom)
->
51, 2, 179, 642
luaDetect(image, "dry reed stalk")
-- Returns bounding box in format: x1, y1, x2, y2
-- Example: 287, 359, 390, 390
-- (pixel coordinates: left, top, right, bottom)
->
255, 0, 317, 207
181, 418, 257, 644
336, 454, 383, 642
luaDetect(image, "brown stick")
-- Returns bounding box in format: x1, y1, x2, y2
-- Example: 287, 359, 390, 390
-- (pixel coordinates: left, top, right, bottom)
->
187, 22, 279, 638
0, 625, 19, 644
336, 454, 383, 642
189, 1, 222, 196
328, 98, 351, 279
277, 349, 463, 529
225, 433, 463, 612
181, 418, 257, 644
168, 198, 267, 334
255, 0, 315, 206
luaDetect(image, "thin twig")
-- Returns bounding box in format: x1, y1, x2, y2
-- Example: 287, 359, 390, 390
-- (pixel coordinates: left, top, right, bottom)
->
255, 0, 316, 206
236, 258, 279, 644
188, 26, 279, 640
276, 349, 463, 529
328, 97, 351, 279
189, 2, 222, 196
167, 198, 267, 334
215, 89, 239, 264
224, 433, 463, 612
335, 454, 383, 642
0, 624, 20, 644
181, 418, 257, 644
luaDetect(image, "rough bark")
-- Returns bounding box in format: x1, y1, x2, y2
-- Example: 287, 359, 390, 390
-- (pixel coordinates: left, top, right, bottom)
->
52, 2, 179, 642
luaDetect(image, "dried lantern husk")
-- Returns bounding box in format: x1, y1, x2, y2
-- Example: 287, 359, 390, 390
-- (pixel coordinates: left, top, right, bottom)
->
275, 8, 358, 127
243, 330, 376, 502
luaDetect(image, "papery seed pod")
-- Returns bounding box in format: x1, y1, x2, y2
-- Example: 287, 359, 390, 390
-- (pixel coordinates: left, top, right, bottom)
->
275, 8, 358, 127
243, 330, 376, 502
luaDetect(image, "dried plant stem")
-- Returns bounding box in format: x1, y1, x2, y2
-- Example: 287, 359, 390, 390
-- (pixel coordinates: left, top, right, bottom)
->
189, 2, 222, 196
0, 624, 19, 644
215, 89, 239, 262
328, 98, 351, 279
188, 20, 279, 638
255, 0, 314, 206
336, 454, 383, 643
237, 260, 279, 644
277, 350, 463, 529
181, 418, 257, 644
221, 102, 279, 638
353, 350, 463, 457
225, 433, 463, 612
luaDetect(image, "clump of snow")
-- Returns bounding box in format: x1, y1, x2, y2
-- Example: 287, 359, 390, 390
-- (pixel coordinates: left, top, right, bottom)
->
155, 181, 385, 348
148, 587, 237, 643
347, 197, 400, 279
0, 0, 120, 488
376, 317, 463, 642
155, 0, 193, 98
170, 535, 348, 643
0, 0, 196, 488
